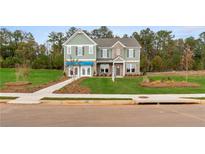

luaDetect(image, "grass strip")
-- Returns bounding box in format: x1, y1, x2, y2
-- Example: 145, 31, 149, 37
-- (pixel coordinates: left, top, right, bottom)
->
0, 96, 18, 99
182, 97, 205, 100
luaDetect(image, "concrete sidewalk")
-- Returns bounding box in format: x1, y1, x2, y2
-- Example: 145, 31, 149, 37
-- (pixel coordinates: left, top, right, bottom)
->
45, 93, 205, 104
1, 92, 205, 104
5, 78, 76, 104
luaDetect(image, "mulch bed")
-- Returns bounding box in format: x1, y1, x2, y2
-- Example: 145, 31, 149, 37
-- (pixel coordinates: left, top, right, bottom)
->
5, 81, 31, 86
0, 76, 68, 93
141, 81, 200, 88
147, 70, 205, 76
55, 78, 90, 94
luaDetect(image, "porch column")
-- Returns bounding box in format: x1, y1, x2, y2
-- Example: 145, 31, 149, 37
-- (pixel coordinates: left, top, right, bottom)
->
112, 62, 115, 82
123, 61, 126, 76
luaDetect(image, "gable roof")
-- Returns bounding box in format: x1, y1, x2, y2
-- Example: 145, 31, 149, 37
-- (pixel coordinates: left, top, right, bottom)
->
111, 41, 126, 48
93, 38, 141, 48
63, 29, 97, 46
113, 55, 125, 62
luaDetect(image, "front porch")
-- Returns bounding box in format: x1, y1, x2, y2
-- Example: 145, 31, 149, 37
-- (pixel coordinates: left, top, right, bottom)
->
97, 62, 125, 77
97, 56, 125, 77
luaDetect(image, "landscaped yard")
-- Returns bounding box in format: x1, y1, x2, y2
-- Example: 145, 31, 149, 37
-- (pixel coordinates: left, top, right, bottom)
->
0, 68, 64, 92
60, 75, 205, 94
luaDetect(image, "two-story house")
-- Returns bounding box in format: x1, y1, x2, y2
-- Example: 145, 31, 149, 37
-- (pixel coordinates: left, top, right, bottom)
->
63, 30, 141, 77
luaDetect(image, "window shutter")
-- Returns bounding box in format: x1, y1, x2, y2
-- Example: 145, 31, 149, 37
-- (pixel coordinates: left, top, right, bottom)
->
76, 46, 78, 56
82, 46, 85, 55
133, 50, 135, 57
67, 46, 71, 54
127, 49, 129, 57
101, 49, 103, 58
107, 50, 109, 58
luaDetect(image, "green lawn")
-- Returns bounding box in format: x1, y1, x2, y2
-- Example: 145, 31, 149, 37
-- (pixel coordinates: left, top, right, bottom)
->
0, 68, 63, 88
80, 76, 205, 94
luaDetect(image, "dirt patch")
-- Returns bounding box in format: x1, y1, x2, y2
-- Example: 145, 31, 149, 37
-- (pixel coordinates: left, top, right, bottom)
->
141, 81, 200, 88
55, 78, 90, 94
5, 81, 31, 86
0, 76, 67, 93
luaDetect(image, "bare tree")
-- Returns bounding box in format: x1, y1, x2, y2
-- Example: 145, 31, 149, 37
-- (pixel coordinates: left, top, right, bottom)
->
181, 45, 194, 81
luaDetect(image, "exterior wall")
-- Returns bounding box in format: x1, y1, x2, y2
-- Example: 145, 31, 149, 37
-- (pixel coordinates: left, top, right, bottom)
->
112, 42, 124, 58
64, 32, 96, 60
67, 33, 94, 45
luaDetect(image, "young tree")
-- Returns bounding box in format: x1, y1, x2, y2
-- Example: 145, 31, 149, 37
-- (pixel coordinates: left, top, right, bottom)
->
181, 45, 194, 81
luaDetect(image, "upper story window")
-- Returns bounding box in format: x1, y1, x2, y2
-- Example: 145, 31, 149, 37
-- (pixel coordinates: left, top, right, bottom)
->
89, 46, 94, 54
128, 49, 134, 58
102, 49, 108, 58
76, 46, 83, 56
67, 46, 71, 54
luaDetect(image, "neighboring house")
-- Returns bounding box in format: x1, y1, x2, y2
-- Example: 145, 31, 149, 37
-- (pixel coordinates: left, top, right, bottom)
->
63, 30, 141, 77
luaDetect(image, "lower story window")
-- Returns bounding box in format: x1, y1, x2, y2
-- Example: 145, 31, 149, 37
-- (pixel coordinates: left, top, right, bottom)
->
100, 64, 109, 73
87, 67, 91, 75
126, 63, 135, 73
82, 68, 86, 75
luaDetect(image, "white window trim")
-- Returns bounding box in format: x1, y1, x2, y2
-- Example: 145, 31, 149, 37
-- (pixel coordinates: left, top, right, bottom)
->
67, 46, 71, 54
77, 46, 83, 56
102, 49, 108, 58
126, 63, 135, 73
100, 64, 109, 73
81, 66, 92, 77
89, 45, 94, 54
68, 66, 79, 77
128, 49, 134, 58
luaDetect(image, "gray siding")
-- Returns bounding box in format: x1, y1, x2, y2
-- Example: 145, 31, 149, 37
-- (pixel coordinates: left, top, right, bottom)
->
64, 33, 96, 60
66, 33, 95, 45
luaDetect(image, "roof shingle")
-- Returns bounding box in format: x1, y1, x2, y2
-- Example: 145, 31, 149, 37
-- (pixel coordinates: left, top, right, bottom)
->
93, 38, 141, 48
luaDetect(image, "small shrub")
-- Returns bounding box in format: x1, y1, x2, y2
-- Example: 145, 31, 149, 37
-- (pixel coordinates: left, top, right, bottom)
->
142, 71, 147, 76
161, 76, 172, 82
142, 76, 150, 83
15, 64, 30, 81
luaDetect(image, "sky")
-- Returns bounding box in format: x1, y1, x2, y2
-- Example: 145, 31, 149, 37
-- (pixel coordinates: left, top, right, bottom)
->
1, 26, 205, 44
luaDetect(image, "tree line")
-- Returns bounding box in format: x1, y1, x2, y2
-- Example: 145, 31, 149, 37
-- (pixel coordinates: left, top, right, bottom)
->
0, 26, 204, 72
